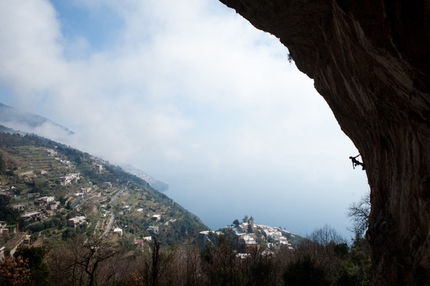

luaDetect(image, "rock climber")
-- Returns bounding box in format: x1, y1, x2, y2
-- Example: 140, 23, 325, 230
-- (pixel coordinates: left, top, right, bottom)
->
349, 154, 365, 170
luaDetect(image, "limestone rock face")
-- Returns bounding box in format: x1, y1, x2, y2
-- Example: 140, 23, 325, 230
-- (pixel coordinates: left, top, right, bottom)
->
219, 0, 430, 284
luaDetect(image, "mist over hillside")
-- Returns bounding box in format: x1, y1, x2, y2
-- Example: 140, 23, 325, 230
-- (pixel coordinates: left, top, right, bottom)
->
0, 102, 170, 193
0, 102, 73, 138
122, 164, 169, 192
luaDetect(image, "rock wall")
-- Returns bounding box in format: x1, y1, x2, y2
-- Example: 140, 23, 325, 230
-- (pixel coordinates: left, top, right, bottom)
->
219, 0, 430, 284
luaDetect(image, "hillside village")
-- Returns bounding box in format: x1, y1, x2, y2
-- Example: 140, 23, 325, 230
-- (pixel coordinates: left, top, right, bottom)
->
0, 133, 372, 286
200, 216, 298, 258
0, 132, 303, 265
0, 132, 303, 262
0, 132, 208, 258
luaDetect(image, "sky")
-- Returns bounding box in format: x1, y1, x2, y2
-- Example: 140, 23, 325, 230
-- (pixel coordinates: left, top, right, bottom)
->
0, 0, 369, 238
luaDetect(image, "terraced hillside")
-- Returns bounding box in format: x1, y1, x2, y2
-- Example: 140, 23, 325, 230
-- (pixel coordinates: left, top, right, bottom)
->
0, 132, 208, 247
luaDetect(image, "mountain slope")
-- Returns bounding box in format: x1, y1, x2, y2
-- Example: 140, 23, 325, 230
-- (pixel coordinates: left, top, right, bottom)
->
0, 132, 208, 246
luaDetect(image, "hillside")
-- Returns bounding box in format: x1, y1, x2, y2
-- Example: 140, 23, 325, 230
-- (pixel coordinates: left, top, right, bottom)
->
0, 132, 208, 247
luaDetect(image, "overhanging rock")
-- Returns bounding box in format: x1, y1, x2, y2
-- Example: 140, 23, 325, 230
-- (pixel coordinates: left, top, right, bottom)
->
219, 0, 430, 284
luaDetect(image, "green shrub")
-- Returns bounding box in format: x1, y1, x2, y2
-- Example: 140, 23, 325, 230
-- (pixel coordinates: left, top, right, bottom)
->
283, 256, 329, 286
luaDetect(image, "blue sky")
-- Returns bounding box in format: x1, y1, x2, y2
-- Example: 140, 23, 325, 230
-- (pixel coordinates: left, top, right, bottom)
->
0, 0, 368, 238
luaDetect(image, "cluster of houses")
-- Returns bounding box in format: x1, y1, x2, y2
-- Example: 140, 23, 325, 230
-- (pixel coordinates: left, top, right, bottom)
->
234, 217, 293, 250
17, 195, 63, 224
1, 192, 85, 236
234, 217, 260, 253
0, 148, 128, 259
0, 147, 196, 257
260, 225, 294, 250
200, 216, 294, 255
15, 196, 59, 225
58, 173, 80, 186
34, 196, 60, 215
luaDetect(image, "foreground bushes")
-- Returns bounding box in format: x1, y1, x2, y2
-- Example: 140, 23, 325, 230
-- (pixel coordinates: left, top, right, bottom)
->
0, 228, 370, 286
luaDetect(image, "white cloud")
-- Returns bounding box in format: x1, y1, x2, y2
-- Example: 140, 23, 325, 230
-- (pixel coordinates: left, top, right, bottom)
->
0, 0, 65, 105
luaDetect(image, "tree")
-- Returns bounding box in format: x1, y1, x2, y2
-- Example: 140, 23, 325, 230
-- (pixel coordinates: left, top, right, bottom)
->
283, 256, 329, 286
14, 246, 49, 285
0, 194, 20, 224
242, 250, 277, 286
242, 215, 248, 223
232, 219, 240, 227
58, 196, 67, 206
0, 149, 19, 175
0, 255, 31, 286
48, 235, 120, 286
347, 193, 370, 237
296, 225, 347, 283
200, 234, 239, 286
335, 236, 371, 286
307, 224, 346, 247
132, 237, 176, 286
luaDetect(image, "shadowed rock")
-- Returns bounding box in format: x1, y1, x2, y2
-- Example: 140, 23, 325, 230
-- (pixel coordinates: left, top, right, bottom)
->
219, 0, 430, 284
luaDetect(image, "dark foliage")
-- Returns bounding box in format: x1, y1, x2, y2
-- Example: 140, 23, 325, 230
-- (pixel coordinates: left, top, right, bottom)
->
0, 194, 20, 223
15, 246, 50, 286
0, 255, 31, 286
283, 256, 330, 286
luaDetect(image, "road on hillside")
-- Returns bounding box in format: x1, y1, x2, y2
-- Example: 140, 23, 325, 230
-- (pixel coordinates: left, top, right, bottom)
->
110, 183, 128, 203
102, 213, 115, 238
101, 183, 128, 238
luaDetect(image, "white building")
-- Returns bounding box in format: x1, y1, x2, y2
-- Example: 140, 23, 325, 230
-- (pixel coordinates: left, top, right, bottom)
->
59, 173, 80, 186
147, 226, 159, 234
67, 216, 86, 228
113, 228, 123, 236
